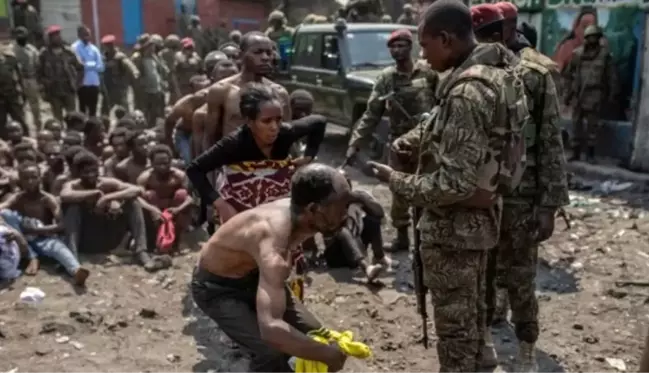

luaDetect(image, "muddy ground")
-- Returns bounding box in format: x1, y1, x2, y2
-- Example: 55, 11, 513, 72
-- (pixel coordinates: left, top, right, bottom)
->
1, 129, 648, 372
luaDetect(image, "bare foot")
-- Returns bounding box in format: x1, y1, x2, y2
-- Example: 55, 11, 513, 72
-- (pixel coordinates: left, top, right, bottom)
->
74, 268, 90, 287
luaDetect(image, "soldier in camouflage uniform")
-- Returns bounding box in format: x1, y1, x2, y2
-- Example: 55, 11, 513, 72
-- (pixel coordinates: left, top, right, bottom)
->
265, 10, 295, 70
369, 1, 530, 370
396, 4, 417, 25
100, 34, 140, 115
175, 38, 203, 97
12, 26, 41, 130
0, 33, 26, 138
345, 0, 383, 22
151, 34, 164, 54
159, 34, 182, 105
132, 35, 168, 127
12, 0, 43, 48
472, 4, 570, 371
564, 24, 618, 162
38, 25, 83, 122
381, 14, 393, 23
188, 15, 208, 57
347, 29, 437, 252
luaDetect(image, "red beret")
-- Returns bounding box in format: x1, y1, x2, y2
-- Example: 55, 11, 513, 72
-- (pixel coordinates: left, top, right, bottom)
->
471, 4, 504, 31
15, 0, 27, 3
101, 34, 116, 44
46, 25, 62, 35
387, 28, 412, 45
494, 2, 518, 20
181, 37, 194, 48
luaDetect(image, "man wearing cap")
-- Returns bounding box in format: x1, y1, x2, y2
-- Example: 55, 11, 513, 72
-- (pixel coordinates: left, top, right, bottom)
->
38, 25, 84, 122
346, 28, 437, 253
564, 24, 618, 162
159, 34, 182, 105
132, 34, 169, 127
11, 0, 43, 49
188, 16, 208, 57
72, 25, 105, 117
265, 10, 294, 69
396, 3, 417, 25
12, 26, 41, 130
175, 38, 203, 97
471, 3, 569, 371
100, 34, 140, 116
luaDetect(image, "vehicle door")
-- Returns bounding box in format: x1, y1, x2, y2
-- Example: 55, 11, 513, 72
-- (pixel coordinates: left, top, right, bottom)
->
318, 33, 348, 124
288, 32, 324, 115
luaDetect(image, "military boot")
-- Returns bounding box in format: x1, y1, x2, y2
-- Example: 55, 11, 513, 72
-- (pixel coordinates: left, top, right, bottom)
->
514, 341, 538, 373
492, 288, 509, 325
480, 329, 498, 368
569, 146, 581, 162
388, 227, 409, 252
586, 146, 596, 163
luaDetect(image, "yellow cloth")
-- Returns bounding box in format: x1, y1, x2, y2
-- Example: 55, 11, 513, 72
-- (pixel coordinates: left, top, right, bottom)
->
294, 328, 372, 373
290, 276, 304, 301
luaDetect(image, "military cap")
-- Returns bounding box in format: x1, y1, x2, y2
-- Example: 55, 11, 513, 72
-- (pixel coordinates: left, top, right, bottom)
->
151, 34, 163, 46
471, 4, 504, 31
12, 26, 28, 37
403, 3, 414, 10
46, 25, 62, 35
190, 15, 201, 22
181, 37, 194, 48
494, 2, 518, 20
268, 10, 285, 22
137, 33, 152, 47
584, 25, 603, 38
165, 34, 179, 43
302, 14, 316, 24
101, 34, 116, 44
387, 28, 412, 45
381, 14, 393, 22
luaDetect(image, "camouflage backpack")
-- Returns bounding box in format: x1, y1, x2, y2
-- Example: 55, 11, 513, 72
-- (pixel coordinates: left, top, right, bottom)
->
439, 63, 530, 207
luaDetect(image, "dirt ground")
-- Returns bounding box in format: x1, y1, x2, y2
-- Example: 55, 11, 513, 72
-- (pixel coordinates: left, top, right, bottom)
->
1, 130, 648, 372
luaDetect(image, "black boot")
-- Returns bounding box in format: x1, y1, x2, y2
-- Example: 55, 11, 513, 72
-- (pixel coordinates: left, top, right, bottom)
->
388, 227, 410, 252
569, 146, 581, 162
586, 146, 596, 163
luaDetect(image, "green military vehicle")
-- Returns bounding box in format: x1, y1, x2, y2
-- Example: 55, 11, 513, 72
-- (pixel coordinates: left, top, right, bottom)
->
276, 20, 420, 160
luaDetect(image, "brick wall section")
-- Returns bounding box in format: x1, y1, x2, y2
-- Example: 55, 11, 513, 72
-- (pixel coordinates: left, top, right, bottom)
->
80, 0, 125, 45
142, 0, 176, 37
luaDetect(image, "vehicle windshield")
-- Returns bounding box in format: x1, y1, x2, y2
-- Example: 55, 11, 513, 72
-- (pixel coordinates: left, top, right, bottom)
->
346, 31, 420, 69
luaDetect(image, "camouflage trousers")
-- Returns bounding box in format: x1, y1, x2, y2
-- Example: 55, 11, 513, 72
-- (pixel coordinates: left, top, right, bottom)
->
388, 148, 416, 229
420, 244, 487, 372
487, 203, 539, 343
101, 87, 130, 116
48, 93, 76, 122
141, 91, 165, 128
572, 108, 600, 149
23, 78, 41, 129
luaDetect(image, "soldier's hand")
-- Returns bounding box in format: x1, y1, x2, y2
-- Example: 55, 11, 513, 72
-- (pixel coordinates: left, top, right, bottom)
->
391, 137, 414, 157
345, 147, 358, 161
536, 208, 556, 242
367, 161, 394, 183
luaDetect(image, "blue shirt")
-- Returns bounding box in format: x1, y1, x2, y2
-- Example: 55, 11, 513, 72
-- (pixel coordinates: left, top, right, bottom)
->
72, 40, 104, 87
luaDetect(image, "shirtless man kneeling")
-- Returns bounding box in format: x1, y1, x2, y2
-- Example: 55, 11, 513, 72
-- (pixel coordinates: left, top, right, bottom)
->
192, 163, 349, 372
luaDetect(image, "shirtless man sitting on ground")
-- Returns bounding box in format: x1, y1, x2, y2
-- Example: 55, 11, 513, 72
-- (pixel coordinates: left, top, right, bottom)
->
203, 31, 291, 152
191, 164, 350, 372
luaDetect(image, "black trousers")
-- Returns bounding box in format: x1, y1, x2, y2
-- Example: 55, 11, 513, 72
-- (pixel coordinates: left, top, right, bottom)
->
77, 85, 100, 117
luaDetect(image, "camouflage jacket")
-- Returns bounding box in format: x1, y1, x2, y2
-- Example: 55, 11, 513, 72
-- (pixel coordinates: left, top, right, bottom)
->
389, 43, 523, 250
132, 53, 169, 93
508, 47, 569, 209
103, 50, 139, 91
349, 60, 438, 149
174, 51, 203, 88
38, 46, 83, 98
158, 48, 178, 78
0, 48, 23, 101
12, 42, 39, 79
564, 45, 618, 111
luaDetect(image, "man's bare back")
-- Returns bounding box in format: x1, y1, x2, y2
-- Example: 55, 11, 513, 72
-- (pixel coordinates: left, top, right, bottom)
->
191, 103, 208, 157
198, 198, 304, 280
164, 88, 209, 144
204, 73, 291, 150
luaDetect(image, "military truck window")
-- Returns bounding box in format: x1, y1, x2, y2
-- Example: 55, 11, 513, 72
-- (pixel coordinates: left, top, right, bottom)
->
321, 34, 340, 71
346, 31, 420, 69
293, 33, 322, 68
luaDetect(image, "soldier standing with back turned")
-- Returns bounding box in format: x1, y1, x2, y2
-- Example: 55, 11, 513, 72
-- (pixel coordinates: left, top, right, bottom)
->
0, 33, 26, 138
563, 24, 618, 163
346, 29, 437, 253
12, 26, 41, 130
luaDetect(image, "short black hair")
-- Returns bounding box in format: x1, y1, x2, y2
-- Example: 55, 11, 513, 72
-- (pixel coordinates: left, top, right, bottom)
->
43, 118, 61, 129
83, 116, 104, 136
116, 117, 136, 130
290, 89, 314, 105
125, 130, 145, 149
240, 31, 268, 51
148, 144, 172, 161
18, 161, 40, 176
109, 127, 128, 144
72, 151, 100, 170
290, 163, 340, 211
239, 83, 278, 121
64, 111, 87, 131
63, 145, 86, 167
421, 0, 473, 40
219, 42, 240, 51
12, 141, 35, 155
63, 130, 84, 144
518, 22, 537, 48
114, 105, 127, 119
